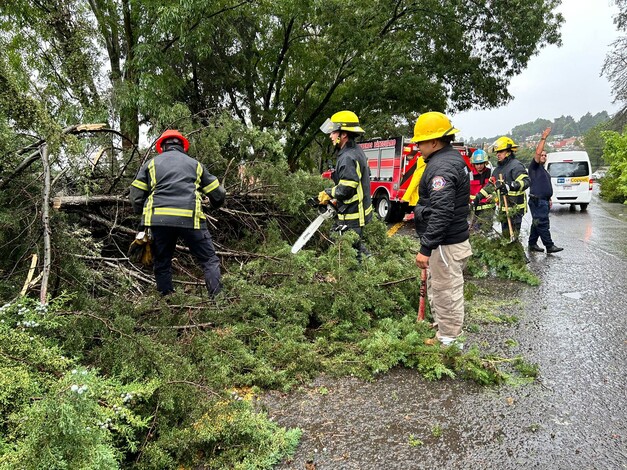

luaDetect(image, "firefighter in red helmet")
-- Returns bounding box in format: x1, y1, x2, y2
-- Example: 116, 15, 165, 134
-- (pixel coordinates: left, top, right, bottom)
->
130, 130, 226, 297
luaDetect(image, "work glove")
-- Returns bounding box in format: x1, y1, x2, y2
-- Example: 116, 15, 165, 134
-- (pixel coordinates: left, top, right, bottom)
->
128, 229, 153, 266
318, 190, 332, 205
495, 181, 510, 194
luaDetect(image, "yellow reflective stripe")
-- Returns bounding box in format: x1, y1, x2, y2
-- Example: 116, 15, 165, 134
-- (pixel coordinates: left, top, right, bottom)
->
153, 208, 194, 217
148, 159, 156, 190
344, 194, 360, 204
144, 195, 153, 226
144, 159, 157, 226
339, 179, 358, 188
331, 187, 336, 198
475, 204, 495, 211
509, 174, 528, 196
203, 179, 219, 194
195, 163, 203, 229
132, 180, 148, 191
337, 205, 372, 220
355, 162, 365, 226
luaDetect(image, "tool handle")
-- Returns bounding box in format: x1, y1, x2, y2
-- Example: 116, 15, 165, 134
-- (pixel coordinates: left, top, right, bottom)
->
498, 174, 515, 241
417, 268, 427, 322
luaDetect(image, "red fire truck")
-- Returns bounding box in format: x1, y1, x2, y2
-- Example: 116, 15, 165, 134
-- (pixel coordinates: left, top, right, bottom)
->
324, 137, 474, 222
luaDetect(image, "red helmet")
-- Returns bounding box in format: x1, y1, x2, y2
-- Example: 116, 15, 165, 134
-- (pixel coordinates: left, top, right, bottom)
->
155, 129, 190, 153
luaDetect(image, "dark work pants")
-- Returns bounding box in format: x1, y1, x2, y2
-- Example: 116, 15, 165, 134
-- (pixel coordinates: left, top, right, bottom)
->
150, 226, 221, 296
501, 214, 523, 240
333, 223, 370, 262
528, 197, 554, 248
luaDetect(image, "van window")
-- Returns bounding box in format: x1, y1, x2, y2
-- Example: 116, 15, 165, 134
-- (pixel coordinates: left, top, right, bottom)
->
547, 162, 589, 178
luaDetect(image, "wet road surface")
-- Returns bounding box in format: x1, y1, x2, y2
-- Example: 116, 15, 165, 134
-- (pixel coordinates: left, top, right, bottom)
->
263, 190, 627, 469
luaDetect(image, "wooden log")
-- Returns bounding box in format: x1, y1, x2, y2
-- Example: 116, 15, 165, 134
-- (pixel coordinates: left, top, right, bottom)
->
53, 195, 129, 210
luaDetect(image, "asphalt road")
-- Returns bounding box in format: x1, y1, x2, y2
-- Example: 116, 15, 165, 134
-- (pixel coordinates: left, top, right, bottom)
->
263, 188, 627, 470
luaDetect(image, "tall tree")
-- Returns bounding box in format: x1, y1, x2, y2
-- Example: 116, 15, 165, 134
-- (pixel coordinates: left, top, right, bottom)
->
604, 0, 627, 129
1, 0, 563, 170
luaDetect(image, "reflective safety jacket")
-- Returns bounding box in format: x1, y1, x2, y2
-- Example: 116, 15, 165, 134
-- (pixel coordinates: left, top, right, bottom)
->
491, 155, 529, 214
324, 141, 373, 228
401, 156, 426, 206
130, 146, 226, 229
470, 167, 495, 212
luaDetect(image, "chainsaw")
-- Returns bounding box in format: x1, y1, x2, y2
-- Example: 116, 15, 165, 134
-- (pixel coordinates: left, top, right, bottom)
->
291, 198, 337, 254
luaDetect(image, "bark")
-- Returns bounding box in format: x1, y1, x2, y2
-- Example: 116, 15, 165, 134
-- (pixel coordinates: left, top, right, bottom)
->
52, 195, 129, 210
40, 144, 52, 304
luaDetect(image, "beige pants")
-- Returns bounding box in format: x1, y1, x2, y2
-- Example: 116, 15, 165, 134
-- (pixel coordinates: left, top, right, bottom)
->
427, 240, 473, 344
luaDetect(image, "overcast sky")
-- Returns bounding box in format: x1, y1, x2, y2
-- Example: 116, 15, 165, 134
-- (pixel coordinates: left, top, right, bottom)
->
452, 0, 622, 141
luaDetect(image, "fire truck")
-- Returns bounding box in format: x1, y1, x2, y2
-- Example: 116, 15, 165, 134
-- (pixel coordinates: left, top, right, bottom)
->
324, 137, 474, 222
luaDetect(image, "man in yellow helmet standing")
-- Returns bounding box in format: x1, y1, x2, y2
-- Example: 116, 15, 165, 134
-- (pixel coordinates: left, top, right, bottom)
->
412, 112, 472, 348
490, 136, 530, 240
319, 110, 373, 260
130, 130, 226, 297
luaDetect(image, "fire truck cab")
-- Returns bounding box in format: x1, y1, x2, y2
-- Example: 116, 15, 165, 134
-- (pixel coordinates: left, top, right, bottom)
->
327, 137, 472, 222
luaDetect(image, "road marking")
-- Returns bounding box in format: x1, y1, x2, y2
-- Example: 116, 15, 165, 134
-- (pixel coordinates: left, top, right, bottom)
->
387, 222, 405, 237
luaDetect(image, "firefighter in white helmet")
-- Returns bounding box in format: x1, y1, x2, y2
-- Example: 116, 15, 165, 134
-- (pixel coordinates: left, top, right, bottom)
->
318, 110, 373, 260
411, 111, 472, 348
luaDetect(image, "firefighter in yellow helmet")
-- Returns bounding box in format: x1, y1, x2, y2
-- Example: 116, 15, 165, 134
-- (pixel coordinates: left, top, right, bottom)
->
130, 130, 226, 297
411, 112, 472, 348
490, 136, 530, 240
318, 110, 373, 260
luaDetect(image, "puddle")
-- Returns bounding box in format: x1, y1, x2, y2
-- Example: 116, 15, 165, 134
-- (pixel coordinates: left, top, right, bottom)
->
561, 292, 583, 300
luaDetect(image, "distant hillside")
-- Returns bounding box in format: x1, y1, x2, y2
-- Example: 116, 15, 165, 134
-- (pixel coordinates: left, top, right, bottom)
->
467, 111, 610, 146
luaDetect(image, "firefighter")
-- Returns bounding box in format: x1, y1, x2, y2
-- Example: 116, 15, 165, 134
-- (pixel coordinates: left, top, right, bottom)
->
490, 136, 529, 240
412, 111, 472, 348
130, 130, 226, 297
469, 149, 496, 232
318, 110, 373, 260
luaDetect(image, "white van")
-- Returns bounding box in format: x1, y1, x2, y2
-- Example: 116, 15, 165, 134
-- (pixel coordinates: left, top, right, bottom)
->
545, 151, 593, 210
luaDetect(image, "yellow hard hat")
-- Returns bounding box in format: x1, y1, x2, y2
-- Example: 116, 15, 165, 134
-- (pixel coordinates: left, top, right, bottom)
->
411, 112, 460, 143
320, 110, 365, 134
491, 136, 518, 153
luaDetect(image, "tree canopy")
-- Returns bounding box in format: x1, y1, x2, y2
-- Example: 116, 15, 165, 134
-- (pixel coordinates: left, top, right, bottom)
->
1, 0, 563, 169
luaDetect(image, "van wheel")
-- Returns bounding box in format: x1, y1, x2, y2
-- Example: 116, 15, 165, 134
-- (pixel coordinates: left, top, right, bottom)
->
569, 205, 576, 211
580, 204, 588, 211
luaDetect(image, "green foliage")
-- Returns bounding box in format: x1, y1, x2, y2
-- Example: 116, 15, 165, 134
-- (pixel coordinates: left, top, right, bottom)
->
467, 234, 540, 285
0, 297, 156, 469
599, 129, 627, 204
2, 0, 564, 169
584, 121, 612, 169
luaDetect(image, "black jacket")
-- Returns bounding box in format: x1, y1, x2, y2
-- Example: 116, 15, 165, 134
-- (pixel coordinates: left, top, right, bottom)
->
414, 144, 470, 256
491, 155, 529, 213
130, 146, 226, 229
325, 141, 373, 228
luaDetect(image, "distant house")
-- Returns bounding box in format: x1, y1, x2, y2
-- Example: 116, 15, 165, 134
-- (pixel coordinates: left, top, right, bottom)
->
553, 137, 579, 150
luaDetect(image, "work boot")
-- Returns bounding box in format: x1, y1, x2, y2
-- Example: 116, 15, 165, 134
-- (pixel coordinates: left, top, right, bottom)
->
528, 243, 544, 252
546, 245, 564, 253
424, 337, 440, 347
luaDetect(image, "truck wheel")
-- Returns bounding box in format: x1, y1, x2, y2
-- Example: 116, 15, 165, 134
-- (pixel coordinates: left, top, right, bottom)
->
376, 194, 392, 222
580, 203, 588, 211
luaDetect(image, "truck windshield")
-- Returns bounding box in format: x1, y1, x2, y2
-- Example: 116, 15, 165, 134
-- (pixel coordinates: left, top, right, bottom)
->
547, 162, 589, 178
